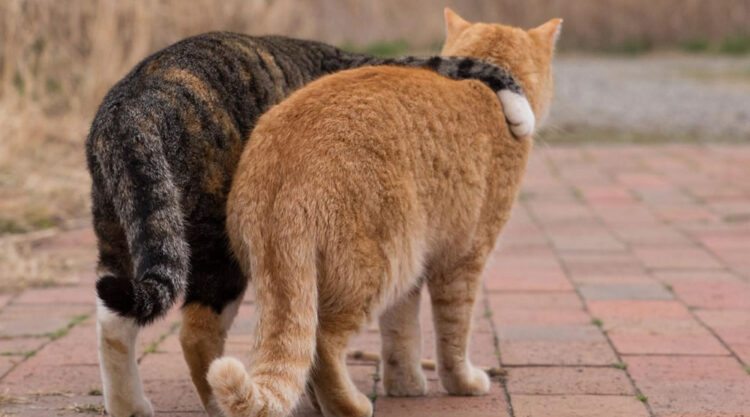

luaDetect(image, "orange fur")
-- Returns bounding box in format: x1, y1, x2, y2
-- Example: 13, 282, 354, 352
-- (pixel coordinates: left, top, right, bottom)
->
211, 11, 561, 417
180, 303, 234, 416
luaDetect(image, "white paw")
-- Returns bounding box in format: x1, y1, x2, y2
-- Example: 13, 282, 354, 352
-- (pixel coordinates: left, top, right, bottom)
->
384, 365, 427, 397
319, 391, 373, 417
440, 365, 491, 396
497, 90, 535, 139
105, 396, 154, 417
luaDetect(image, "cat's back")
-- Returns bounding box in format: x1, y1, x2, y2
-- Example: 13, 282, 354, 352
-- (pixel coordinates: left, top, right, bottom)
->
256, 65, 504, 132
232, 64, 517, 275
98, 32, 312, 98
247, 64, 508, 164
88, 32, 328, 148
95, 32, 253, 107
237, 65, 512, 225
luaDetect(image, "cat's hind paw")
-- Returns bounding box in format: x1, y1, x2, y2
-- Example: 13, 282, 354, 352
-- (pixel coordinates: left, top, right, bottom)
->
498, 90, 535, 139
440, 364, 491, 396
104, 397, 154, 417
384, 365, 427, 397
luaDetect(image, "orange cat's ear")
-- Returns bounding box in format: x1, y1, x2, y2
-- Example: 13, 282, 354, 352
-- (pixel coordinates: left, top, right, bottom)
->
444, 8, 471, 40
529, 18, 563, 53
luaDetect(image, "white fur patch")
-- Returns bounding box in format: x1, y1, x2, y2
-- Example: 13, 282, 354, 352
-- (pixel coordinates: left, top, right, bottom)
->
498, 90, 535, 138
439, 360, 491, 396
97, 299, 153, 417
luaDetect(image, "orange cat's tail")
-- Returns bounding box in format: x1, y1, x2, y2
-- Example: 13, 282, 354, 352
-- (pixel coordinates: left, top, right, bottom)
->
207, 229, 318, 417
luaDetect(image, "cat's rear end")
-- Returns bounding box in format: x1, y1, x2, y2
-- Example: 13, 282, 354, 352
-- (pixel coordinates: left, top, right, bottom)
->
213, 67, 508, 417
211, 11, 560, 417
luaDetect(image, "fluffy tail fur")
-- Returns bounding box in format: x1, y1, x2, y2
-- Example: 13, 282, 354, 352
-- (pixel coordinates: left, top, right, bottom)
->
208, 216, 318, 417
90, 109, 189, 325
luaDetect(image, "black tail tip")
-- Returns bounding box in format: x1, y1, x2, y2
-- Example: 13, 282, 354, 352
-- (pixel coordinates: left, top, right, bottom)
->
96, 275, 135, 316
96, 275, 167, 326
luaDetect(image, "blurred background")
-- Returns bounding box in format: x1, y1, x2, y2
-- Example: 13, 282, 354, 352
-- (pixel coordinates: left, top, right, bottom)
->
0, 0, 749, 290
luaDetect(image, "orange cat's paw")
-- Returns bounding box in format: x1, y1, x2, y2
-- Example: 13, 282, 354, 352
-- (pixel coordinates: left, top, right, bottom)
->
104, 399, 153, 417
384, 365, 427, 397
319, 391, 373, 417
440, 365, 491, 396
498, 90, 535, 139
352, 392, 374, 417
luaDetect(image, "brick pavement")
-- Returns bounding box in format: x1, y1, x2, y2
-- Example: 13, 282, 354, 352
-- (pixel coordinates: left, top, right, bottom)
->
1, 144, 749, 416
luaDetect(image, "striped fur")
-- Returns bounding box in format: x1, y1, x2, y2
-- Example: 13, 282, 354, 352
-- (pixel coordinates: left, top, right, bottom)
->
214, 14, 560, 417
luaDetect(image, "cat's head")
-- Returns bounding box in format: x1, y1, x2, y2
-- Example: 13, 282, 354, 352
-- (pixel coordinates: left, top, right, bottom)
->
441, 8, 561, 126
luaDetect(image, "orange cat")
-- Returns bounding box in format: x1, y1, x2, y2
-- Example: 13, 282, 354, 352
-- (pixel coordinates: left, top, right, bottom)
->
210, 9, 561, 417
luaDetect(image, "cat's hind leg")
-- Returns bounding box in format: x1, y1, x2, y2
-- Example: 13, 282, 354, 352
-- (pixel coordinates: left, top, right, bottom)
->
93, 193, 153, 417
311, 325, 374, 417
379, 286, 427, 397
97, 302, 153, 417
305, 380, 322, 411
180, 259, 246, 417
310, 239, 400, 417
426, 257, 490, 396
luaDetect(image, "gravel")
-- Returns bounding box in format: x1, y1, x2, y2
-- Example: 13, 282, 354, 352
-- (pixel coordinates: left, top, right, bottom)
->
546, 54, 750, 140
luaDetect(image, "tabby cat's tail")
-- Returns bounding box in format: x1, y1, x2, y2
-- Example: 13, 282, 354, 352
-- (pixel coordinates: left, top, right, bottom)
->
207, 222, 318, 417
91, 112, 189, 326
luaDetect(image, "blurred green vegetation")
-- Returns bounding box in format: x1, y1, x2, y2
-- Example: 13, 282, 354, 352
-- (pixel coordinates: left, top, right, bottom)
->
341, 39, 411, 57
345, 35, 750, 58
606, 39, 654, 55
677, 34, 750, 55
603, 34, 750, 56
679, 39, 710, 53
0, 218, 26, 234
24, 206, 59, 230
0, 207, 60, 235
720, 34, 750, 55
536, 126, 746, 146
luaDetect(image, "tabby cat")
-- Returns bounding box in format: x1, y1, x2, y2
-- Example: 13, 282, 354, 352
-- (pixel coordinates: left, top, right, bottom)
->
86, 26, 534, 417
210, 10, 560, 417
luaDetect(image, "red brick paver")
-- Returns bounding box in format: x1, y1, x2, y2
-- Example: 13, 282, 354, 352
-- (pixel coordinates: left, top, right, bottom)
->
1, 144, 749, 416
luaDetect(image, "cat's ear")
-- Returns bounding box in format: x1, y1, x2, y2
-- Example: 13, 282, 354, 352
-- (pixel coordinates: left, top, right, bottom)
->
529, 18, 563, 54
444, 8, 471, 40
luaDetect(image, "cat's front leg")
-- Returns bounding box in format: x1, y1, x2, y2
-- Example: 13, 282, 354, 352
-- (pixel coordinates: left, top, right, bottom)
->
97, 298, 154, 417
427, 260, 490, 396
379, 287, 427, 397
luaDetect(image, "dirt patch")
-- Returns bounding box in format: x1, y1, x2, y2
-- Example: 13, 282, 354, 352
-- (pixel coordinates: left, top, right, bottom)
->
0, 227, 96, 293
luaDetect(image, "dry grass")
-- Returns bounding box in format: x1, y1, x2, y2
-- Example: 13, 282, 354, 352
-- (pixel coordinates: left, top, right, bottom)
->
0, 390, 25, 406
0, 0, 308, 238
65, 403, 106, 415
0, 228, 92, 292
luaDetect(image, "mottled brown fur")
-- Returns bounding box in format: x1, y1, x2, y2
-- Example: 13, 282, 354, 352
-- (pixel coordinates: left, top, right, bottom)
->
211, 11, 561, 417
180, 304, 226, 413
103, 337, 128, 355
